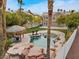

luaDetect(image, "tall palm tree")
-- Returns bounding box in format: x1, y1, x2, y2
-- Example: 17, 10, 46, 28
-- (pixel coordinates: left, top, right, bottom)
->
8, 8, 10, 11
0, 0, 3, 40
11, 10, 14, 12
47, 0, 53, 59
57, 9, 60, 12
2, 0, 7, 49
17, 0, 24, 14
71, 10, 75, 13
60, 9, 63, 12
63, 10, 66, 13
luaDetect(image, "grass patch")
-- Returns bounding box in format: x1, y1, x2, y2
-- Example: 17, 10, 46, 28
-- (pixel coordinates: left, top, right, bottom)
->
26, 26, 47, 33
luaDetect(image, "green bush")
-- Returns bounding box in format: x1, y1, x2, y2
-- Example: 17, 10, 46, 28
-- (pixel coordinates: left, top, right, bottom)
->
6, 39, 13, 45
57, 12, 79, 30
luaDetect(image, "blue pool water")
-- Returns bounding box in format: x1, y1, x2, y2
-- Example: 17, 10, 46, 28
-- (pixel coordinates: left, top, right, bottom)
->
30, 34, 57, 48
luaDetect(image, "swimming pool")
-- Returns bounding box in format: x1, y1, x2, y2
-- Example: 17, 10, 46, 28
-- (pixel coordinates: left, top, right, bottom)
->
30, 33, 57, 48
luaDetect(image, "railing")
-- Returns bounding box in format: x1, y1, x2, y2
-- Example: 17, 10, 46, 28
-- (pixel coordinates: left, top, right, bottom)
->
55, 29, 77, 59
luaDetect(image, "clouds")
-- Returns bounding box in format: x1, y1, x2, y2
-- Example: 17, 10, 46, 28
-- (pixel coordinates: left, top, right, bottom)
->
6, 0, 79, 14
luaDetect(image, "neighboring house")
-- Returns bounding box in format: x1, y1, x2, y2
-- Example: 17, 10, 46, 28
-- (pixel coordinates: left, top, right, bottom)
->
42, 12, 66, 27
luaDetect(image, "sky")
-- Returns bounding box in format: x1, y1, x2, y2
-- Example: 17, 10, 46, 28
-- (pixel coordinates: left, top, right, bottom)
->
6, 0, 79, 14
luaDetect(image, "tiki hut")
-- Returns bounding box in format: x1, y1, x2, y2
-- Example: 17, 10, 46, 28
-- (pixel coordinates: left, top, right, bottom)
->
6, 25, 25, 41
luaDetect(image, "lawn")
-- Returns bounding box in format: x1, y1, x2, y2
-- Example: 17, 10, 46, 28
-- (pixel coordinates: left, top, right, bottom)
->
26, 26, 47, 33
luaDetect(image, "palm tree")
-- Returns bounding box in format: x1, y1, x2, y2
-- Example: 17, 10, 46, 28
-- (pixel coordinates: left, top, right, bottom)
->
1, 0, 7, 57
2, 0, 7, 46
60, 9, 63, 12
63, 10, 66, 13
11, 10, 14, 12
17, 0, 24, 14
0, 0, 3, 42
57, 9, 60, 12
71, 10, 75, 13
47, 0, 53, 59
8, 8, 10, 11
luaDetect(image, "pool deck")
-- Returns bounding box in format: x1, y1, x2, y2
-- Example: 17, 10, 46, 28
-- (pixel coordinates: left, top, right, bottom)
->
40, 26, 68, 30
21, 34, 31, 43
66, 28, 79, 59
4, 30, 65, 59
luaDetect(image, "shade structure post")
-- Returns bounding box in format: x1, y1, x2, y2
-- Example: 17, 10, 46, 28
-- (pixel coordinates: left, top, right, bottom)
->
47, 0, 53, 59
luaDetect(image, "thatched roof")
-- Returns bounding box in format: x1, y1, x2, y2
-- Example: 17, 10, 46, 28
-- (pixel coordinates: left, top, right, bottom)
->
6, 25, 25, 33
